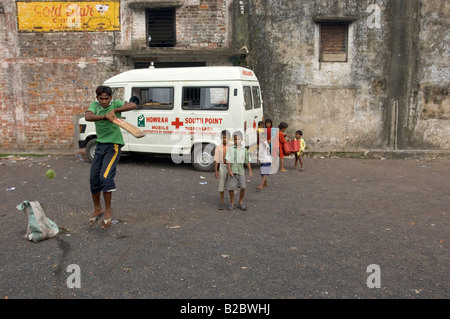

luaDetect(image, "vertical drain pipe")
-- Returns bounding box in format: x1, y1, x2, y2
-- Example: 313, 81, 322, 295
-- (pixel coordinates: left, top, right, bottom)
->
394, 99, 398, 150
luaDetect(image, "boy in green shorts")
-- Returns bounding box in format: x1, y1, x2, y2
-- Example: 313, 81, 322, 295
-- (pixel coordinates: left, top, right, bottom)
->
225, 131, 253, 210
85, 86, 136, 229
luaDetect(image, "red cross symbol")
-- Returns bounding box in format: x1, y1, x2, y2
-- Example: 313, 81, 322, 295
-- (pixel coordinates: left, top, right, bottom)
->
171, 117, 184, 129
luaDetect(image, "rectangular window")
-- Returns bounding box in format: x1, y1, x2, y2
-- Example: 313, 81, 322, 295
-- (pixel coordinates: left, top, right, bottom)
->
319, 23, 348, 62
146, 8, 176, 47
244, 86, 252, 110
252, 86, 262, 109
131, 87, 174, 110
182, 87, 229, 111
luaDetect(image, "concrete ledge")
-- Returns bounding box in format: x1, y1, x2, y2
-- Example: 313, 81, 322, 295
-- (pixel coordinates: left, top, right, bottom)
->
304, 149, 450, 160
1, 148, 449, 160
0, 149, 80, 157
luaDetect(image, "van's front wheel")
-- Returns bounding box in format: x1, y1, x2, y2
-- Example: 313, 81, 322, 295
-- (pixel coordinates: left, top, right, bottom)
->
85, 138, 97, 163
192, 143, 215, 172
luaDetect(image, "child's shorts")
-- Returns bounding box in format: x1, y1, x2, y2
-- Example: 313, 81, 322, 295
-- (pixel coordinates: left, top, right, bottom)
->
227, 173, 246, 191
260, 162, 271, 176
218, 163, 228, 192
90, 143, 121, 193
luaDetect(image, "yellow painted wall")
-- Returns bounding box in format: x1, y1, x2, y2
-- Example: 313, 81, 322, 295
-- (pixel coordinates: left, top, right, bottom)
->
17, 1, 120, 32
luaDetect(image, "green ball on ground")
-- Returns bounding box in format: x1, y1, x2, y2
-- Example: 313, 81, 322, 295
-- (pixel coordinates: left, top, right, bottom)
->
46, 169, 55, 179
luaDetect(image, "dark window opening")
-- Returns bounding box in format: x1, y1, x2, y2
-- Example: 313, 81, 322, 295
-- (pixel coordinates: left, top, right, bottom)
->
182, 87, 229, 111
131, 87, 174, 110
134, 62, 206, 69
252, 86, 262, 109
146, 8, 176, 47
244, 86, 252, 110
319, 23, 349, 62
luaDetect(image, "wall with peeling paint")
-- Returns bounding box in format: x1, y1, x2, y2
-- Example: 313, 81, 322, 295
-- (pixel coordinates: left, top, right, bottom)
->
0, 0, 235, 151
0, 1, 126, 150
245, 0, 449, 151
0, 0, 448, 152
409, 0, 450, 149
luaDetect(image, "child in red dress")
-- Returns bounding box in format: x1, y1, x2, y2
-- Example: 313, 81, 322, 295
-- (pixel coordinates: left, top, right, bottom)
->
278, 122, 290, 172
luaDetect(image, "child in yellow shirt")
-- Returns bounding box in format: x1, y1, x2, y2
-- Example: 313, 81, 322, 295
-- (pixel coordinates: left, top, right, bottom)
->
294, 130, 306, 171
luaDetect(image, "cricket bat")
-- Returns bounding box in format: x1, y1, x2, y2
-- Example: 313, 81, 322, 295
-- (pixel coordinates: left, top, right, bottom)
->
112, 118, 145, 138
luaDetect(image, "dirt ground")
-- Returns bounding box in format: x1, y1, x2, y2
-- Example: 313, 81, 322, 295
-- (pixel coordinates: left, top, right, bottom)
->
0, 153, 448, 302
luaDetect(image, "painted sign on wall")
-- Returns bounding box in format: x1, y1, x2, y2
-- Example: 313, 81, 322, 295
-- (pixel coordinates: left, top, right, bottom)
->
17, 1, 120, 32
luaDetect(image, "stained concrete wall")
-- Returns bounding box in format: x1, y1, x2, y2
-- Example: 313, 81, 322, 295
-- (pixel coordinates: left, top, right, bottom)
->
0, 0, 449, 152
245, 0, 450, 150
0, 0, 236, 151
410, 0, 450, 149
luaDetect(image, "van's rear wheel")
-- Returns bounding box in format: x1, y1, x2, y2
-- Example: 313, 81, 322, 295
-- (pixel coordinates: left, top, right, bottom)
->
192, 143, 215, 172
85, 138, 97, 163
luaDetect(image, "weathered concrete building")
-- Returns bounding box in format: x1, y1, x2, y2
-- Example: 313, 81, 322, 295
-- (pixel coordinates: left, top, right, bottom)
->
0, 0, 449, 152
244, 0, 450, 151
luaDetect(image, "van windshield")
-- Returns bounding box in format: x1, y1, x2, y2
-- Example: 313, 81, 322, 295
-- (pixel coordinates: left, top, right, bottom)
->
182, 87, 229, 111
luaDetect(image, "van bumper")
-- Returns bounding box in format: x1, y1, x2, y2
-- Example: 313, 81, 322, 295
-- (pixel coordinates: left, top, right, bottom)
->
78, 140, 87, 148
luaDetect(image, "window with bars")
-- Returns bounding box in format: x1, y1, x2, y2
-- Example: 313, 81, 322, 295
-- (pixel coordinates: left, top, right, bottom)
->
146, 8, 176, 47
319, 23, 349, 62
182, 87, 229, 111
131, 87, 174, 110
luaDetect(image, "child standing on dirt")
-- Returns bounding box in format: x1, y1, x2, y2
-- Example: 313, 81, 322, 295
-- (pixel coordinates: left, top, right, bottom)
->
278, 122, 290, 172
257, 121, 264, 134
256, 132, 271, 190
264, 118, 273, 143
294, 130, 306, 171
226, 131, 253, 211
257, 121, 264, 152
215, 130, 232, 210
85, 85, 136, 230
265, 118, 274, 154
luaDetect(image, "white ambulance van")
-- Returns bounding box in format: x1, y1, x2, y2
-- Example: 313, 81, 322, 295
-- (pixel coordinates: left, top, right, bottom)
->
78, 66, 264, 171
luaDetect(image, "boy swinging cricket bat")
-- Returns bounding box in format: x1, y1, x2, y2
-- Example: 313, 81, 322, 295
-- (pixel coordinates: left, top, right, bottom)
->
85, 85, 141, 230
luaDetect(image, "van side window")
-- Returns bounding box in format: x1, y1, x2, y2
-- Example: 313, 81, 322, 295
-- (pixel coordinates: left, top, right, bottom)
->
252, 86, 262, 109
244, 86, 253, 110
182, 87, 229, 111
131, 87, 174, 110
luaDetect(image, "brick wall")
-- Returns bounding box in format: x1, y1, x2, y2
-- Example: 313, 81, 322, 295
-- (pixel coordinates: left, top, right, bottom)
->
129, 0, 229, 49
5, 0, 446, 152
0, 0, 233, 151
2, 31, 119, 150
176, 0, 228, 48
320, 24, 347, 54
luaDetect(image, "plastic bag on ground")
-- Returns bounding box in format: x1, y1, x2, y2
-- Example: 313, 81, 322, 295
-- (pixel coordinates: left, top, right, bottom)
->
16, 201, 59, 243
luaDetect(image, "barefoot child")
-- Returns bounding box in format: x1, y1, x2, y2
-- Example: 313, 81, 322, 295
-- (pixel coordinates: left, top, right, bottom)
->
264, 118, 273, 144
257, 121, 265, 134
278, 122, 290, 172
85, 86, 137, 229
226, 131, 253, 210
257, 132, 271, 190
294, 130, 306, 170
214, 130, 232, 210
256, 121, 264, 152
